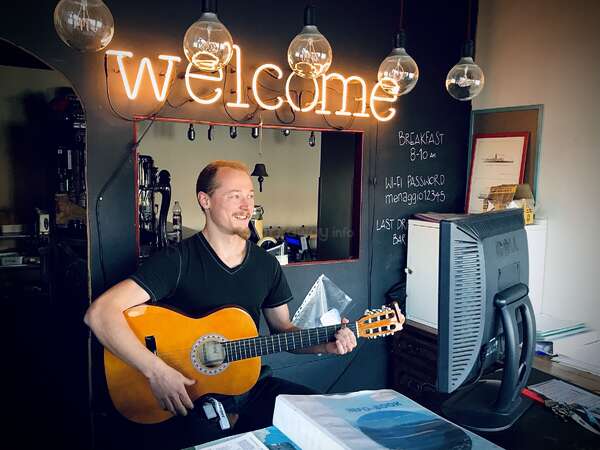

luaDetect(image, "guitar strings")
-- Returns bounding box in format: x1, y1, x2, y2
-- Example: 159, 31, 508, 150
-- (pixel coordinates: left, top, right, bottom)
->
144, 324, 359, 362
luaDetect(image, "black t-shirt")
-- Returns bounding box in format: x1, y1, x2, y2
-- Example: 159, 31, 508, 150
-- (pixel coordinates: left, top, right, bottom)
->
130, 233, 293, 327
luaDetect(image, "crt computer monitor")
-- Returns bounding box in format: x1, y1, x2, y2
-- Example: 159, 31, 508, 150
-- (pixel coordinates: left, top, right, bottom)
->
437, 209, 536, 431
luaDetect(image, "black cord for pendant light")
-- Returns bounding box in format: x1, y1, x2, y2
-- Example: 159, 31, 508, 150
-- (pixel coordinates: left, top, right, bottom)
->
466, 0, 472, 42
399, 0, 404, 31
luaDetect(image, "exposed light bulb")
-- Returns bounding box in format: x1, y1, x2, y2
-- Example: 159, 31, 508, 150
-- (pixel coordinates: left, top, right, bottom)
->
287, 5, 332, 79
183, 0, 233, 72
187, 123, 196, 141
446, 41, 484, 101
53, 0, 114, 52
377, 31, 419, 96
282, 128, 291, 137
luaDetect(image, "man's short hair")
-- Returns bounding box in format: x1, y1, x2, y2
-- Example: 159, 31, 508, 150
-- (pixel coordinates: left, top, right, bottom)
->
196, 160, 249, 197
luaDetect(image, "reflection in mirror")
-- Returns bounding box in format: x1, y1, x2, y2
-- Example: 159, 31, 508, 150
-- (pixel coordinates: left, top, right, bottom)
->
135, 120, 362, 264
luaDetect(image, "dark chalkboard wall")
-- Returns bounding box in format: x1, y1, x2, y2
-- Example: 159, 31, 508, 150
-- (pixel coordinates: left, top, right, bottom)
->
368, 5, 473, 305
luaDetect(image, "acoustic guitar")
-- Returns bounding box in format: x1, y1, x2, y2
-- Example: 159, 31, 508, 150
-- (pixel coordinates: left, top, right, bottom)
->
104, 302, 405, 424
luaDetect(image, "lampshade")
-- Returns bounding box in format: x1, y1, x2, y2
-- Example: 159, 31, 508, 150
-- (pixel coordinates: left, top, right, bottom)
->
251, 163, 269, 178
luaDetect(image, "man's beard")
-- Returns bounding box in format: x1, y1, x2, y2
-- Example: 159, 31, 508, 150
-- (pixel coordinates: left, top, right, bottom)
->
234, 226, 251, 240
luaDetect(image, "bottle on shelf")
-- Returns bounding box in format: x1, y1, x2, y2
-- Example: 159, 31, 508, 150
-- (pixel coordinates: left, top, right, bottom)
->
172, 201, 182, 243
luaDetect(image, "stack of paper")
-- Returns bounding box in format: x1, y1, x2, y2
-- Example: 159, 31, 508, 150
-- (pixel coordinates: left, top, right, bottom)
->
529, 379, 600, 411
536, 313, 587, 341
552, 331, 600, 377
273, 389, 502, 449
412, 212, 468, 222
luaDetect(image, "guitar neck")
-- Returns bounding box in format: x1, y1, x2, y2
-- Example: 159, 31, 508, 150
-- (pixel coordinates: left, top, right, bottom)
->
224, 322, 358, 362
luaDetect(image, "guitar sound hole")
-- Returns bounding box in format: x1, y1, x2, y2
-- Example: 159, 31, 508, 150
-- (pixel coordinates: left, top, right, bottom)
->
199, 340, 226, 368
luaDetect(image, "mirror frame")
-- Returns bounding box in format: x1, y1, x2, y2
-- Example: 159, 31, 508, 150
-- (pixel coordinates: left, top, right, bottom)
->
132, 116, 364, 266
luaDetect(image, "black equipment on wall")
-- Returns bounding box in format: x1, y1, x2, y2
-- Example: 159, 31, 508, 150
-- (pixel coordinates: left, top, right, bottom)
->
138, 155, 171, 257
155, 169, 172, 249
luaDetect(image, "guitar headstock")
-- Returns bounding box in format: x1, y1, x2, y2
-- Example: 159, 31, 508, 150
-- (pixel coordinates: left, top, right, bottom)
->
356, 302, 405, 339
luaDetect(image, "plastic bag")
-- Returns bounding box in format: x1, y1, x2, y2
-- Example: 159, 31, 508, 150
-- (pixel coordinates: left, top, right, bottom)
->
291, 274, 352, 328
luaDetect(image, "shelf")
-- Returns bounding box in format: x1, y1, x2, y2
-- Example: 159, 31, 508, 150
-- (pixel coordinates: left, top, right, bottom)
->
0, 263, 40, 270
0, 234, 33, 240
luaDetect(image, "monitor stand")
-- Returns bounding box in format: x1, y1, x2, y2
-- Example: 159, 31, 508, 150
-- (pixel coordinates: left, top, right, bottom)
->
442, 284, 536, 432
442, 379, 532, 431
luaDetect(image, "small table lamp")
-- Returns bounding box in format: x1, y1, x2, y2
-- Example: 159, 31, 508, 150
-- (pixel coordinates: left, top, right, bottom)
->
251, 163, 269, 192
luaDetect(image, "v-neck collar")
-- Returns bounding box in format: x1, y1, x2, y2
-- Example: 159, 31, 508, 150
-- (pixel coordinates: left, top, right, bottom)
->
197, 232, 250, 275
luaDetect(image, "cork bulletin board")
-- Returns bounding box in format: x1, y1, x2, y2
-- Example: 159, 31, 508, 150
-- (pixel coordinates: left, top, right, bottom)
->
469, 105, 544, 198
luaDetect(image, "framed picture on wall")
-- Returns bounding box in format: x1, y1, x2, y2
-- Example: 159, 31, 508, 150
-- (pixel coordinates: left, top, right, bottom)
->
466, 132, 529, 213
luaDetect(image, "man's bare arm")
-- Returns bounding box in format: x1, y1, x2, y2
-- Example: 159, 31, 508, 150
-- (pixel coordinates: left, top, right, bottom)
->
84, 279, 195, 416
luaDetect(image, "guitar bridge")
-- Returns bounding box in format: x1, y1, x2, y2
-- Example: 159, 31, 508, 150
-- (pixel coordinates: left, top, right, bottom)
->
145, 335, 157, 354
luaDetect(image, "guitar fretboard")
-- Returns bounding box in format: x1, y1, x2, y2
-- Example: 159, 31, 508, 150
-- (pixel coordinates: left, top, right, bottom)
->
223, 323, 358, 362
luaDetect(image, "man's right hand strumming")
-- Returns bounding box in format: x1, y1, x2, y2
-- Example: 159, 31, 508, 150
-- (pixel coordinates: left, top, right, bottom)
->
147, 358, 196, 416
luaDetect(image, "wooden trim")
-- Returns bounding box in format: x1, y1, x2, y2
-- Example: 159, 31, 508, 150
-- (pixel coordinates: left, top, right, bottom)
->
469, 105, 544, 198
533, 356, 600, 395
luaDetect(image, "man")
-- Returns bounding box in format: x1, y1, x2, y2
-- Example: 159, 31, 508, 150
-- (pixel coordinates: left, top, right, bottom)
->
85, 160, 357, 449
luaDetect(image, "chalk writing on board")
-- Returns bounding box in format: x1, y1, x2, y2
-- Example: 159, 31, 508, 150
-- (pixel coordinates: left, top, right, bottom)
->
376, 217, 408, 246
398, 130, 445, 163
385, 189, 446, 206
385, 174, 446, 190
383, 173, 447, 206
377, 131, 450, 246
398, 130, 445, 146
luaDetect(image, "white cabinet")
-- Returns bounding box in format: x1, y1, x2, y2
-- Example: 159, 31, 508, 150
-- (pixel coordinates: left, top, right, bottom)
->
405, 218, 547, 329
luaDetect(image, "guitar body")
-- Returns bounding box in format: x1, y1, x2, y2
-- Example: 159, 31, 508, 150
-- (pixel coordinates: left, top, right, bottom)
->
104, 305, 261, 424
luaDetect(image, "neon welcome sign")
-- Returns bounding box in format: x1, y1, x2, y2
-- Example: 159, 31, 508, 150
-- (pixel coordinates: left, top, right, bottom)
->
106, 45, 399, 122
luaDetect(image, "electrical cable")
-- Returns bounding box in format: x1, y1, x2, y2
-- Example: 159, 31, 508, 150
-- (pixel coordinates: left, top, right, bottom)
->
166, 96, 193, 109
274, 104, 296, 124
103, 54, 175, 121
222, 65, 260, 122
367, 121, 380, 310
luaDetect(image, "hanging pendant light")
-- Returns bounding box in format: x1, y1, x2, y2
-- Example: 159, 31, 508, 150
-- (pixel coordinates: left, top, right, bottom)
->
445, 0, 484, 101
183, 0, 234, 72
54, 0, 114, 52
377, 30, 419, 96
377, 1, 418, 96
287, 5, 332, 79
445, 40, 484, 101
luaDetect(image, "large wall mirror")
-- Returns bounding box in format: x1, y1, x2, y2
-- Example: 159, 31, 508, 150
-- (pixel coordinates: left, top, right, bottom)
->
134, 119, 363, 265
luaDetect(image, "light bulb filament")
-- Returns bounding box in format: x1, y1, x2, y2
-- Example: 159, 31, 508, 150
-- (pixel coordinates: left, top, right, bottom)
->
70, 0, 104, 33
